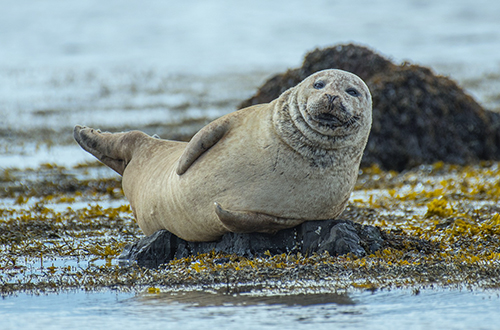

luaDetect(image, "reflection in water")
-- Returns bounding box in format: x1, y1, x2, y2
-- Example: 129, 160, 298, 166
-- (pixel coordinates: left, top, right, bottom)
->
1, 288, 500, 329
133, 289, 354, 307
119, 289, 360, 329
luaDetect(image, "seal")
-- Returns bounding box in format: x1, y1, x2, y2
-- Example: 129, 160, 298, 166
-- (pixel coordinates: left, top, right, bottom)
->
73, 69, 372, 241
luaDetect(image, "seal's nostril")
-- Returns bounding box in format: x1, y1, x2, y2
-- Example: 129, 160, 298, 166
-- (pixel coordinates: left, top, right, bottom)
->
326, 94, 338, 103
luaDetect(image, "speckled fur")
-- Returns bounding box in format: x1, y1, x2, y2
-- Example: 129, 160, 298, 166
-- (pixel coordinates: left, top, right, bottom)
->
74, 69, 372, 242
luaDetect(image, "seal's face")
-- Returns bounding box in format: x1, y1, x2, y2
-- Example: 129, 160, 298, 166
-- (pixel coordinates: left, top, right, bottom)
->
295, 70, 372, 139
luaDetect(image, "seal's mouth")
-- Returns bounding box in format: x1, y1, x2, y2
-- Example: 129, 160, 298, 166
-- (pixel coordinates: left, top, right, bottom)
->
310, 113, 360, 130
314, 113, 344, 127
306, 95, 361, 131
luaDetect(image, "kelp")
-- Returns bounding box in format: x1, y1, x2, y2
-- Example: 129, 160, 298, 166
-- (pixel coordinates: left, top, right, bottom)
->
1, 161, 499, 296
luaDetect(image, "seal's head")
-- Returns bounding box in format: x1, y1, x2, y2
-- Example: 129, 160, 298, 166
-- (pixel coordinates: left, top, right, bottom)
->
294, 69, 372, 143
271, 69, 372, 166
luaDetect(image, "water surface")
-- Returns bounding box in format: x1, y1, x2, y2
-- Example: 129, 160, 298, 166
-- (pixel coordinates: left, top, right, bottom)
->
2, 289, 499, 330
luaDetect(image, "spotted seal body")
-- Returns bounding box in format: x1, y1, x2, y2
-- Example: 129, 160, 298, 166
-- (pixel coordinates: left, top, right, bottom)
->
73, 69, 372, 241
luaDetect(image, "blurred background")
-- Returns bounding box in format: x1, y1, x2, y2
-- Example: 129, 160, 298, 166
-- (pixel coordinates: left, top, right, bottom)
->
1, 0, 499, 168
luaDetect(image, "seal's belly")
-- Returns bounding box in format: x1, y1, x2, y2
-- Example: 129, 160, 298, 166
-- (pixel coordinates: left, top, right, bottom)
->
221, 166, 352, 219
180, 138, 353, 220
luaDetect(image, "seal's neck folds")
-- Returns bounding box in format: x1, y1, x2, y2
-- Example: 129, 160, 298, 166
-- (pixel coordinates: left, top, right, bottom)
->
272, 90, 367, 168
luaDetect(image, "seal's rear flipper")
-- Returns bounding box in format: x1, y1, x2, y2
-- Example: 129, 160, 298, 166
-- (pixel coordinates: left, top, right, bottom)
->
214, 202, 304, 234
74, 125, 148, 176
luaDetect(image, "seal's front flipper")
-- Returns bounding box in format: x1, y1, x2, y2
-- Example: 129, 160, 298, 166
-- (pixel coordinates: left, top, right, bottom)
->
214, 202, 304, 234
176, 118, 231, 175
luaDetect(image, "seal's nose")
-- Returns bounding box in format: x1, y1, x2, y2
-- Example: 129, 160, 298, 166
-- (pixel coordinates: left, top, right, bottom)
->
325, 94, 339, 111
326, 94, 338, 104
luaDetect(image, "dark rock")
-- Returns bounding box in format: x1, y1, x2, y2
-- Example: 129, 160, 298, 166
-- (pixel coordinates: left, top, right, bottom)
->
321, 223, 366, 257
359, 225, 385, 252
240, 44, 500, 171
119, 230, 176, 268
118, 219, 384, 268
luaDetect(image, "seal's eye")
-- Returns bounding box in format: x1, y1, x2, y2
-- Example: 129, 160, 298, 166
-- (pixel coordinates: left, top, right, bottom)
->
313, 81, 325, 89
346, 88, 360, 97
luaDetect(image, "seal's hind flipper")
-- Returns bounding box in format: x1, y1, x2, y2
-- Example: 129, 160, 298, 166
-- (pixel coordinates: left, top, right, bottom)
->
176, 118, 231, 175
74, 125, 128, 175
214, 202, 304, 234
74, 125, 149, 176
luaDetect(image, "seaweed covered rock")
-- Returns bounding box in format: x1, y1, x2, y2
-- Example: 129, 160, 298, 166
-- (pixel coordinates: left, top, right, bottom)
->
118, 219, 384, 268
241, 44, 500, 171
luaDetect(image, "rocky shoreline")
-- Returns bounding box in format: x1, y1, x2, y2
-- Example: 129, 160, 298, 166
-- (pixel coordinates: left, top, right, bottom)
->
1, 161, 499, 296
1, 44, 500, 295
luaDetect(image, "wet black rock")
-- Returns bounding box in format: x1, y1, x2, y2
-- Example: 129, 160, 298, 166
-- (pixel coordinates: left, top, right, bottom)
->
240, 44, 500, 171
118, 219, 383, 268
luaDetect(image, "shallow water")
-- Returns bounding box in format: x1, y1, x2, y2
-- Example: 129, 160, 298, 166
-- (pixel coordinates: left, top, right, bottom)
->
1, 0, 500, 328
1, 0, 500, 164
2, 289, 499, 330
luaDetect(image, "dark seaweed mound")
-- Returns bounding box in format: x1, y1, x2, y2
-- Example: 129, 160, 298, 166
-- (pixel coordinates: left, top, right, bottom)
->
240, 44, 500, 171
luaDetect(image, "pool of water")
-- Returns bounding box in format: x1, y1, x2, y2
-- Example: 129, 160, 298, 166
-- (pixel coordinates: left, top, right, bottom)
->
1, 289, 499, 330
